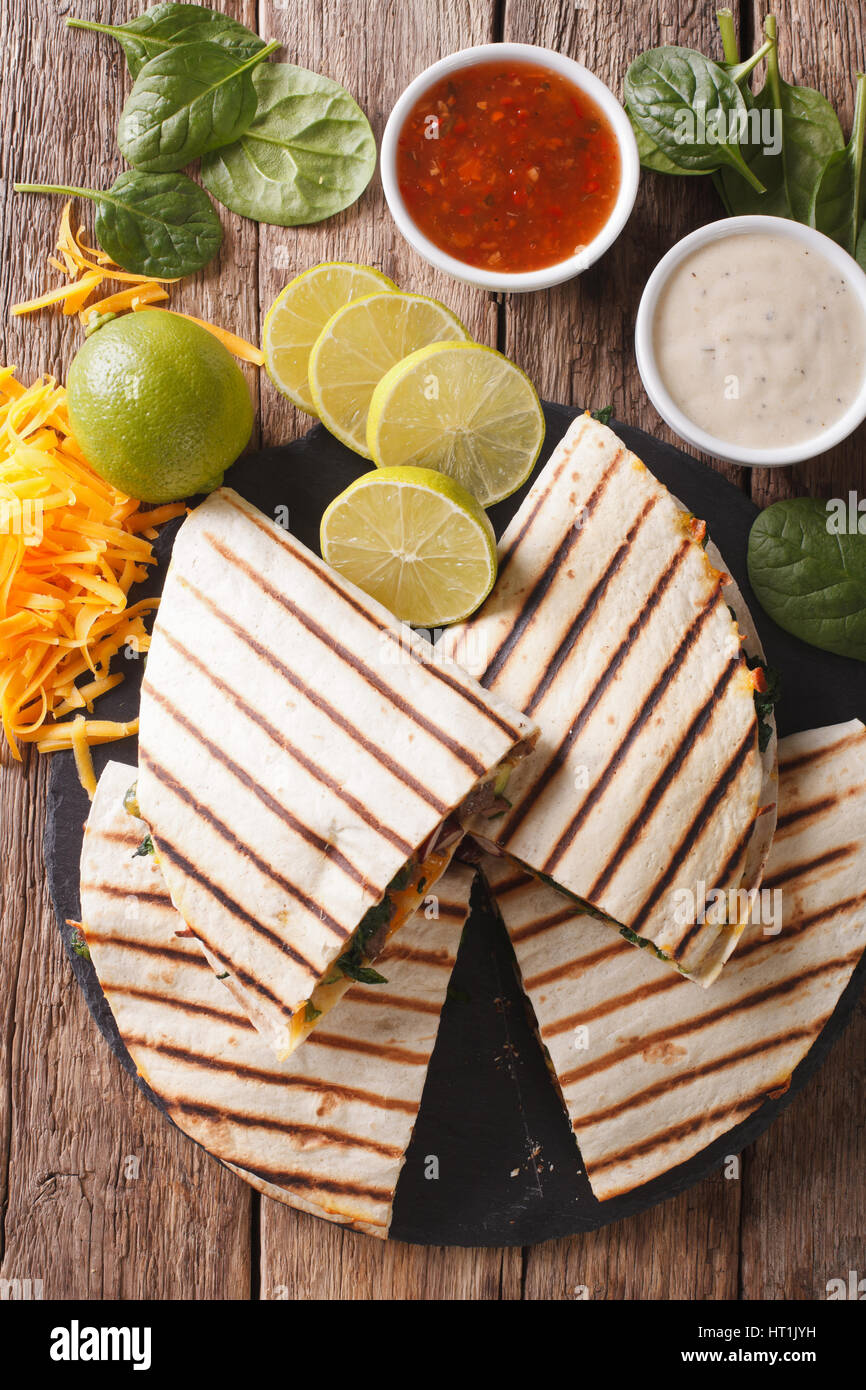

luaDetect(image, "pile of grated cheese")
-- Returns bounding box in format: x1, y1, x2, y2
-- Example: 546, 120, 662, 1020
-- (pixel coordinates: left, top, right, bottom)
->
12, 201, 264, 365
0, 369, 184, 794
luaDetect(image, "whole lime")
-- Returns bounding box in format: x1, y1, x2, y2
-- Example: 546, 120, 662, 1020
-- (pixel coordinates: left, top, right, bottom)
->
66, 310, 254, 503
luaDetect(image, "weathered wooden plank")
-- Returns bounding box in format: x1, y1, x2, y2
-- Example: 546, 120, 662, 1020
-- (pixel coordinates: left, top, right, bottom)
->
254, 0, 522, 1296
502, 0, 747, 491
257, 0, 501, 450
738, 0, 866, 1300
523, 1175, 742, 1300
505, 0, 743, 1300
0, 0, 257, 1297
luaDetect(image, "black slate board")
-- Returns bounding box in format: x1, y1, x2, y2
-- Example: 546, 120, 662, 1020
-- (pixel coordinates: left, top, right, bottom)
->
45, 404, 866, 1246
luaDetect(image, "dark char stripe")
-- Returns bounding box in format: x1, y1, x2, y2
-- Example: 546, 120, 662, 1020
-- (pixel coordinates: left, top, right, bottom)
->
493, 424, 581, 582
141, 700, 365, 919
525, 497, 662, 715
670, 818, 757, 963
207, 531, 489, 778
83, 880, 173, 909
84, 931, 210, 968
174, 573, 449, 817
762, 845, 857, 892
156, 625, 413, 857
633, 725, 756, 941
171, 1098, 403, 1157
778, 727, 864, 773
235, 497, 524, 742
482, 449, 623, 687
125, 1036, 416, 1112
559, 954, 859, 1087
153, 837, 309, 1014
524, 939, 630, 990
545, 969, 680, 1036
586, 1092, 771, 1179
735, 892, 866, 962
515, 590, 724, 865
234, 1162, 392, 1205
105, 985, 253, 1029
587, 653, 740, 901
572, 1027, 820, 1130
307, 1031, 428, 1065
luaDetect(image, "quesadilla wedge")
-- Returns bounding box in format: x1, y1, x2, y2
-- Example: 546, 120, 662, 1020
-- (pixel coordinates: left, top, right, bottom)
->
486, 719, 866, 1201
136, 488, 534, 1056
439, 412, 776, 985
79, 761, 475, 1238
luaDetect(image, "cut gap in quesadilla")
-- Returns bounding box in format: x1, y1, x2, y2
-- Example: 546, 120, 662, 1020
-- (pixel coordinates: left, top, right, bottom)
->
136, 488, 535, 1055
79, 761, 476, 1238
485, 719, 866, 1201
439, 412, 777, 986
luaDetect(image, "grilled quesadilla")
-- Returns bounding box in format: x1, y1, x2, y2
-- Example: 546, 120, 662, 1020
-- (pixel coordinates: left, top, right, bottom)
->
136, 488, 534, 1056
486, 719, 866, 1201
79, 761, 475, 1238
439, 412, 776, 985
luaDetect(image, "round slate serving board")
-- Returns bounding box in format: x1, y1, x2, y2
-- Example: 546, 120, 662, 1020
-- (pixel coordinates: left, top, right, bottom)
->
45, 404, 866, 1246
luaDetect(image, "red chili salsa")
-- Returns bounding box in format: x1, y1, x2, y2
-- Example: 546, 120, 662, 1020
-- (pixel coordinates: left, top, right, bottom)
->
396, 61, 622, 273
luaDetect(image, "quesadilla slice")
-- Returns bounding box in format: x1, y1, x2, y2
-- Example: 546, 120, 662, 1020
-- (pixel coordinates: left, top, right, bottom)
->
486, 719, 866, 1201
137, 488, 534, 1055
79, 761, 475, 1238
439, 412, 775, 985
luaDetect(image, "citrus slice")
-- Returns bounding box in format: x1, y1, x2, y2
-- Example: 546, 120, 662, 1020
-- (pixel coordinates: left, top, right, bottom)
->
308, 292, 471, 456
262, 262, 397, 415
366, 341, 545, 507
320, 466, 497, 627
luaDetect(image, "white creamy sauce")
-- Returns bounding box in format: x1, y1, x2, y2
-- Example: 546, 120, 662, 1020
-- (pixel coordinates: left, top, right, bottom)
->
653, 232, 866, 447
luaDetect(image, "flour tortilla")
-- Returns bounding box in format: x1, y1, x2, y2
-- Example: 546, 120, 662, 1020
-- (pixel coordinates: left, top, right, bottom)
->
486, 720, 866, 1200
137, 488, 533, 1050
80, 762, 475, 1238
440, 412, 773, 985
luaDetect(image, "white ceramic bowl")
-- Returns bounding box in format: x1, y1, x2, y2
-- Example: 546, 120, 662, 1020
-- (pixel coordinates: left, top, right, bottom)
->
635, 215, 866, 467
380, 43, 639, 293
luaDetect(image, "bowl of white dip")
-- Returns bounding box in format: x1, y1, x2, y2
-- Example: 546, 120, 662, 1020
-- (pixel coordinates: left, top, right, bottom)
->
635, 216, 866, 466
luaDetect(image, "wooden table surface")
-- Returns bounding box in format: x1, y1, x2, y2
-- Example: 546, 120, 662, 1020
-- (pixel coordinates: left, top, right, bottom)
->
1, 0, 864, 1301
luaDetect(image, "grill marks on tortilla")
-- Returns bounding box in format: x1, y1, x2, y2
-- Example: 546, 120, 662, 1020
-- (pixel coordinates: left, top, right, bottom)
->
587, 654, 741, 901
140, 708, 363, 919
80, 768, 476, 1235
502, 584, 727, 856
237, 498, 525, 742
204, 529, 490, 779
482, 450, 624, 687
631, 725, 756, 936
155, 624, 414, 857
172, 574, 449, 817
486, 720, 866, 1199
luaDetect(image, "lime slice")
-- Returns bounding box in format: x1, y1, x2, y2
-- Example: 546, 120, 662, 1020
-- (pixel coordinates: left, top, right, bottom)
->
262, 262, 397, 415
366, 341, 545, 507
320, 465, 497, 627
308, 292, 471, 457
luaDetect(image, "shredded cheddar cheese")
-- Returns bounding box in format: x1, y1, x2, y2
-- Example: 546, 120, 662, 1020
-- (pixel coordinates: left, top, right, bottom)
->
0, 369, 183, 785
13, 201, 263, 364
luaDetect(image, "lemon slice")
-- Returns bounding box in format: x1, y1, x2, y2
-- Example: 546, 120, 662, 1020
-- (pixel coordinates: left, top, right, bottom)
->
320, 466, 497, 627
262, 262, 397, 415
366, 341, 545, 507
309, 292, 471, 457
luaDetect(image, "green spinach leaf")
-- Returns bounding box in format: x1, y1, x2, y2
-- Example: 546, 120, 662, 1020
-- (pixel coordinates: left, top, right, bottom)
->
624, 47, 765, 191
118, 39, 279, 173
748, 498, 866, 663
200, 64, 376, 226
14, 171, 223, 278
718, 17, 843, 222
812, 72, 866, 256
67, 3, 267, 79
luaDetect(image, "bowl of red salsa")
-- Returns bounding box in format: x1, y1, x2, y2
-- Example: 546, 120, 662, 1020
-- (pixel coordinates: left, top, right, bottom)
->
382, 44, 639, 292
